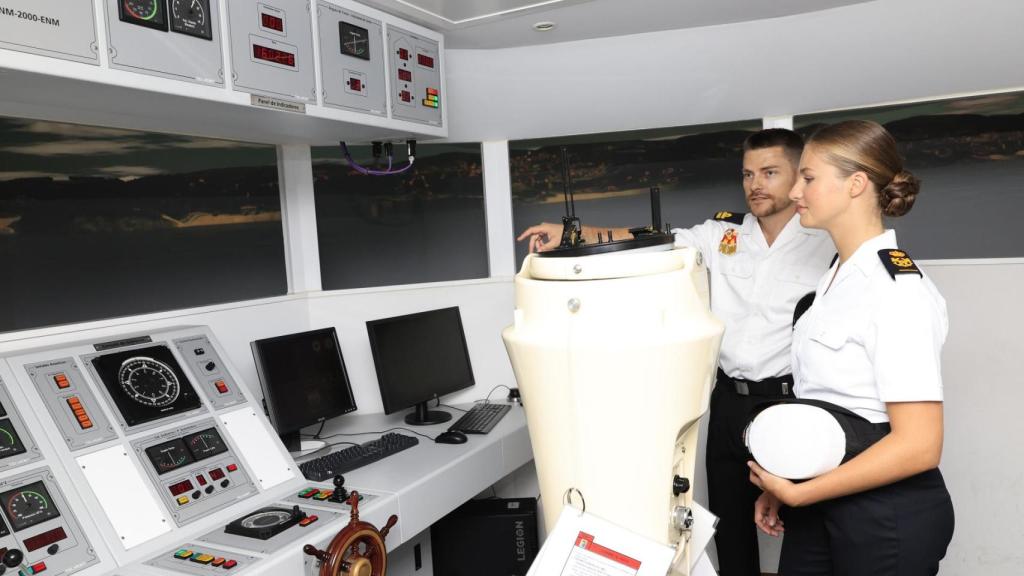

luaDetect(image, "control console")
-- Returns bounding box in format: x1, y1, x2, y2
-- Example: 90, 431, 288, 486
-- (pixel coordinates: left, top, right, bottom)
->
133, 419, 256, 527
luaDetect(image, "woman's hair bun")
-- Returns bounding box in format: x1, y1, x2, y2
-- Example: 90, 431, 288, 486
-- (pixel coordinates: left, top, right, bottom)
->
880, 170, 920, 217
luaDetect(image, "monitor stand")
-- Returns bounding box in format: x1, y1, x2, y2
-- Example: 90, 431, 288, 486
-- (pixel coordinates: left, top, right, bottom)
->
405, 401, 453, 426
281, 431, 327, 455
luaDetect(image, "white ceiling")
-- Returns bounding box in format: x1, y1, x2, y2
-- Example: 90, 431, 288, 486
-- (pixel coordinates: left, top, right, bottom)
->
355, 0, 874, 49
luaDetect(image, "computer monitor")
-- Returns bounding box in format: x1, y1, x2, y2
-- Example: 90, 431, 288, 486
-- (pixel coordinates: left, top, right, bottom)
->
250, 327, 357, 452
366, 306, 475, 426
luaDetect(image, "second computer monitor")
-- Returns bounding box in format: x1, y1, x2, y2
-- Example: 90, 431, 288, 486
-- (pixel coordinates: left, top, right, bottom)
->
251, 327, 357, 451
367, 306, 475, 426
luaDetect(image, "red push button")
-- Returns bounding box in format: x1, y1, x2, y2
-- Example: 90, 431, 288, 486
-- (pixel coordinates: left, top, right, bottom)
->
223, 559, 238, 569
30, 561, 47, 573
211, 557, 225, 567
226, 464, 238, 473
299, 515, 319, 527
215, 380, 229, 394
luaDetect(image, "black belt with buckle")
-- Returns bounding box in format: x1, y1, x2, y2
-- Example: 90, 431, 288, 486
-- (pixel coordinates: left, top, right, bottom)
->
717, 368, 794, 397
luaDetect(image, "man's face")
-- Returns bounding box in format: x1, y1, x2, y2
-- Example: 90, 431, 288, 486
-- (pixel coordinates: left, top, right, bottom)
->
742, 146, 798, 219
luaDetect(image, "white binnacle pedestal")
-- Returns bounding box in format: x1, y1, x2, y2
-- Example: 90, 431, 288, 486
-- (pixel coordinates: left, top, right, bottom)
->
503, 247, 724, 575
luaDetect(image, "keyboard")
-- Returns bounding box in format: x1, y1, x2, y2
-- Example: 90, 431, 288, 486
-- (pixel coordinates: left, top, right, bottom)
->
299, 433, 419, 481
449, 403, 512, 434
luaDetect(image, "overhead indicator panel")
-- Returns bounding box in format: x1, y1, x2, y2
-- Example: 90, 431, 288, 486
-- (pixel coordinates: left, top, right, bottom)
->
317, 2, 386, 116
0, 0, 99, 64
227, 0, 316, 103
106, 0, 224, 84
388, 26, 442, 126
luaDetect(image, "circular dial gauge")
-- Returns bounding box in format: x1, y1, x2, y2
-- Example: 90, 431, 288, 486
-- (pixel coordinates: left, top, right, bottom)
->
123, 0, 160, 20
241, 510, 292, 529
6, 490, 50, 524
118, 357, 181, 407
171, 0, 205, 26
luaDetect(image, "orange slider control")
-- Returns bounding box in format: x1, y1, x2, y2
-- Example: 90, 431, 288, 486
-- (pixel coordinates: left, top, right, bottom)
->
66, 397, 93, 429
53, 374, 70, 389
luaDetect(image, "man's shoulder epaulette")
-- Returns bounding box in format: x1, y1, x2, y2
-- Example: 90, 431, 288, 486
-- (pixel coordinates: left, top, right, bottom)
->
878, 249, 922, 279
713, 211, 746, 225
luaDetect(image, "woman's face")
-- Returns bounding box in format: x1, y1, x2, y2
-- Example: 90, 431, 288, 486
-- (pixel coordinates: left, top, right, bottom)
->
789, 145, 849, 231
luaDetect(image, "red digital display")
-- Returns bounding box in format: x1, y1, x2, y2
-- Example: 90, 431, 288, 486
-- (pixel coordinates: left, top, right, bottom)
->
253, 44, 295, 67
349, 78, 362, 91
209, 468, 225, 481
24, 527, 67, 553
398, 69, 412, 82
195, 474, 208, 486
398, 48, 409, 60
168, 479, 194, 497
417, 54, 435, 68
261, 13, 284, 32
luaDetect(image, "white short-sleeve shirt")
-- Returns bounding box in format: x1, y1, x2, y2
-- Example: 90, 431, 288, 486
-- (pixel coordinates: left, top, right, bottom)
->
672, 213, 835, 381
792, 230, 948, 423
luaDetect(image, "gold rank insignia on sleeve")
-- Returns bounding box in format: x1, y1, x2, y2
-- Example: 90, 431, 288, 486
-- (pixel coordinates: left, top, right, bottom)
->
878, 249, 923, 279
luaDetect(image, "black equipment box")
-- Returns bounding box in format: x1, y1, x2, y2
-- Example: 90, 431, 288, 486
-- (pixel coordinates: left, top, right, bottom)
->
431, 497, 539, 575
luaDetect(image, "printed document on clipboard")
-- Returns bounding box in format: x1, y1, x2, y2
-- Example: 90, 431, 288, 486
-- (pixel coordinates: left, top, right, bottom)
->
527, 506, 675, 576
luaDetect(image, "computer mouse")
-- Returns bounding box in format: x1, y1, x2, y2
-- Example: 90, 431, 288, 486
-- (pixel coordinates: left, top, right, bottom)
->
435, 430, 468, 444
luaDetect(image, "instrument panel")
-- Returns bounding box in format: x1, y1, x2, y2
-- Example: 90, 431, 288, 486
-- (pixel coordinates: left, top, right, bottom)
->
87, 345, 204, 431
134, 418, 257, 527
0, 326, 302, 575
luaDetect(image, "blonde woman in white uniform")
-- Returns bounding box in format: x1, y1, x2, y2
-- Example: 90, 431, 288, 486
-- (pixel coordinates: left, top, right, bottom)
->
747, 120, 954, 575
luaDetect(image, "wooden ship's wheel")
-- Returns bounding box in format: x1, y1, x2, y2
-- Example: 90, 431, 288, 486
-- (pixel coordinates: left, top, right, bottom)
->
304, 491, 399, 576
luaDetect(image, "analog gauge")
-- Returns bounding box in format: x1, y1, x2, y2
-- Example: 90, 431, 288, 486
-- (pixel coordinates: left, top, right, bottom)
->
1, 481, 61, 532
145, 438, 195, 474
0, 419, 26, 459
124, 0, 160, 20
340, 22, 370, 61
170, 0, 213, 40
119, 0, 169, 31
184, 428, 228, 461
118, 357, 181, 407
241, 509, 291, 530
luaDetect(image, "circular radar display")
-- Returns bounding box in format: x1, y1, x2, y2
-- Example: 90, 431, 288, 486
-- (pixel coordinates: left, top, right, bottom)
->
119, 357, 181, 407
1, 481, 61, 532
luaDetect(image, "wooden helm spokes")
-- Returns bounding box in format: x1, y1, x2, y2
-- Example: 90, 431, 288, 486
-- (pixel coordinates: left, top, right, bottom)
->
304, 491, 399, 576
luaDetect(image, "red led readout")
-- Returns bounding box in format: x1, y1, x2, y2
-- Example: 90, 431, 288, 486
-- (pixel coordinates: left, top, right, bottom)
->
24, 527, 68, 553
398, 69, 412, 82
168, 479, 195, 497
417, 54, 434, 68
261, 13, 284, 32
253, 44, 296, 67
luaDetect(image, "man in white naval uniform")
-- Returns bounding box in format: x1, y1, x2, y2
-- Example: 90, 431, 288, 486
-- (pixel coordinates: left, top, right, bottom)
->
518, 129, 836, 576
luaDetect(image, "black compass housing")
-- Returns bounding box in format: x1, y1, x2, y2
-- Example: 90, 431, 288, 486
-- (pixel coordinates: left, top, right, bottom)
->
225, 506, 306, 540
91, 345, 202, 427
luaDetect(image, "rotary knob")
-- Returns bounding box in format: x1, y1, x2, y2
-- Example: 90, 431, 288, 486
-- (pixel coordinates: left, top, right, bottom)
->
672, 475, 690, 496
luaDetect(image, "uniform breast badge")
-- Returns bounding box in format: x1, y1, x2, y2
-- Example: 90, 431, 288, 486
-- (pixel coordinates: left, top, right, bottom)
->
878, 249, 922, 279
719, 228, 738, 255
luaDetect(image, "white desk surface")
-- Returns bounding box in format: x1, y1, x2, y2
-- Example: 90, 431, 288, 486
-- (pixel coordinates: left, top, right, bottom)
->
296, 401, 533, 543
